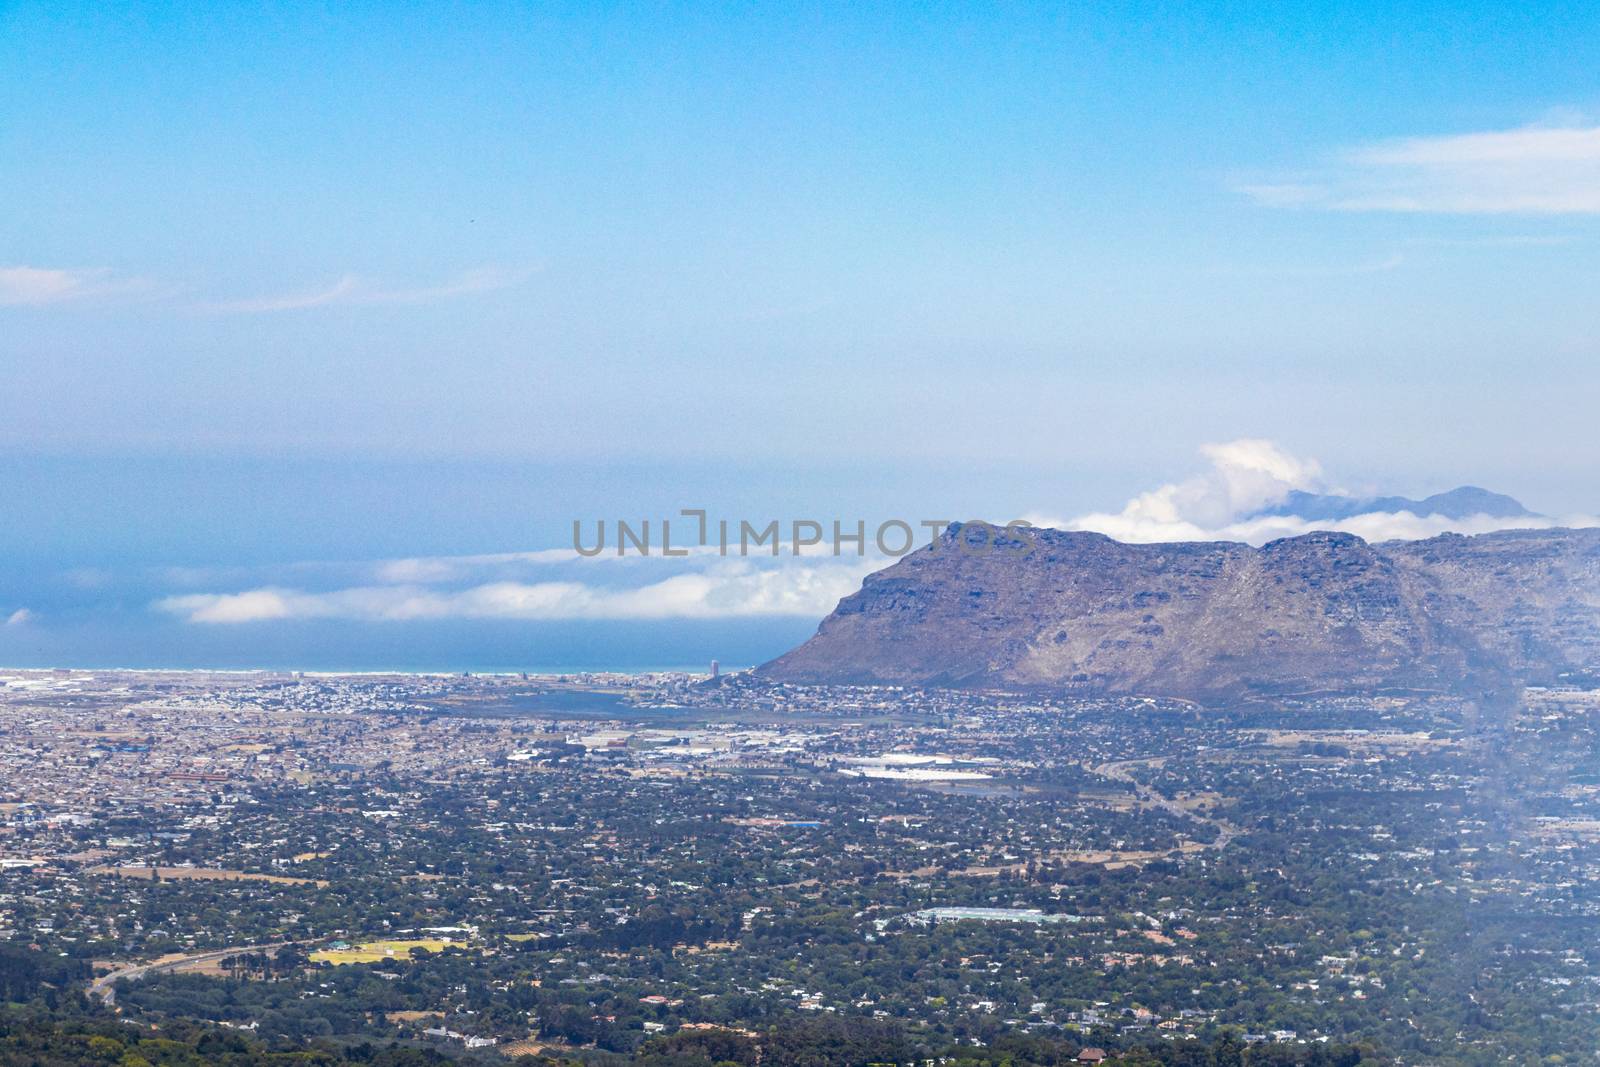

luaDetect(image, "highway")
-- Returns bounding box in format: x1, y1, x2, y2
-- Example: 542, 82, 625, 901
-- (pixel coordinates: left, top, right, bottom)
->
89, 942, 293, 1006
1090, 756, 1239, 851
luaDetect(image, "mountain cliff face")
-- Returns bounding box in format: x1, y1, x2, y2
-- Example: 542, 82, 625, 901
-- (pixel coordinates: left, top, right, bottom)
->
759, 525, 1600, 698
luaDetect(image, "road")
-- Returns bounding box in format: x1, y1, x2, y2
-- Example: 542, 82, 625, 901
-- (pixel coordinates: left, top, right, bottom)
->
89, 942, 293, 1005
1090, 756, 1239, 851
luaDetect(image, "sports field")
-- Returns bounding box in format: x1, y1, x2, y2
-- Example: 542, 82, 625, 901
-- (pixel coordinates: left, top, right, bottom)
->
309, 939, 457, 965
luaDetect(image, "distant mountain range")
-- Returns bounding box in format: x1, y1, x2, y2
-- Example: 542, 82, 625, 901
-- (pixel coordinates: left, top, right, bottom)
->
760, 521, 1600, 700
1252, 485, 1534, 522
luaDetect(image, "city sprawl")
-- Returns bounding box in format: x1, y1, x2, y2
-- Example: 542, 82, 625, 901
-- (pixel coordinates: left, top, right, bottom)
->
1, 671, 1597, 1064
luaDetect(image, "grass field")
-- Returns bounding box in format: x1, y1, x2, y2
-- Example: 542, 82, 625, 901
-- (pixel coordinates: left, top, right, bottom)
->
309, 938, 458, 965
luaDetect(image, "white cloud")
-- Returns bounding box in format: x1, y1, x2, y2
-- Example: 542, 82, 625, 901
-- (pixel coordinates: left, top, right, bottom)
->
1240, 120, 1600, 215
4, 609, 33, 627
155, 559, 878, 624
1026, 438, 1599, 545
219, 274, 362, 312
364, 546, 711, 585
1044, 507, 1596, 547
0, 267, 90, 305
207, 267, 524, 313
0, 266, 151, 306
1051, 439, 1319, 537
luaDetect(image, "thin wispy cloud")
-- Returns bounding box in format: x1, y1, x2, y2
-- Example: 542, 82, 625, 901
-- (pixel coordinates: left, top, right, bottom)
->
4, 609, 33, 627
2, 264, 520, 312
0, 266, 152, 307
1240, 119, 1600, 215
368, 545, 727, 585
1235, 251, 1409, 277
117, 546, 729, 602
206, 266, 525, 313
1402, 234, 1577, 249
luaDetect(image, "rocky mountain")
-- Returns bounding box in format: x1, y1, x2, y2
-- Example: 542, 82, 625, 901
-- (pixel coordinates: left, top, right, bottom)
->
759, 524, 1600, 699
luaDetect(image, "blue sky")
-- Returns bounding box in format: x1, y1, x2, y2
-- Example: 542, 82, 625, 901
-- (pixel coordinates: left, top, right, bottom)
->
3, 2, 1599, 668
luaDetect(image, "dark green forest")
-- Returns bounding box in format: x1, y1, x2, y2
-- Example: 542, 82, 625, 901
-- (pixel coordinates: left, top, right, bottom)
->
0, 1010, 1383, 1067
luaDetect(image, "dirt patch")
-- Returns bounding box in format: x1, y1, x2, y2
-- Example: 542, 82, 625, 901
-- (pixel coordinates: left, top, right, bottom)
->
88, 865, 328, 888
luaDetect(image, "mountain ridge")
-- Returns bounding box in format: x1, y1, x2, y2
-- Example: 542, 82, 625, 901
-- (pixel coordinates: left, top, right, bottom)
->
759, 523, 1600, 699
1253, 485, 1534, 523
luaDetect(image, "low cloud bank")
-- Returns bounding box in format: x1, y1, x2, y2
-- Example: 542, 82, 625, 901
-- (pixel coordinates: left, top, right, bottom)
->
153, 438, 1597, 625
1027, 438, 1597, 544
156, 559, 878, 625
